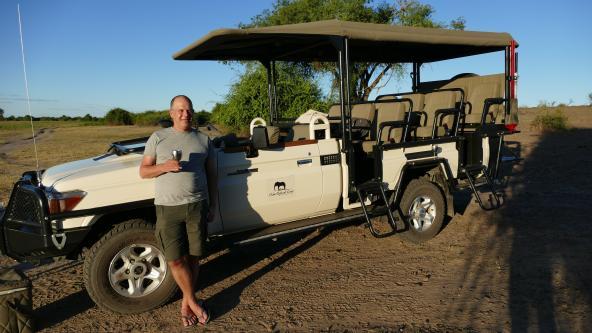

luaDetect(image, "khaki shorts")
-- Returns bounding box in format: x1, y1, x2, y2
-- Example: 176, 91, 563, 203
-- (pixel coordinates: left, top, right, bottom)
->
155, 201, 207, 261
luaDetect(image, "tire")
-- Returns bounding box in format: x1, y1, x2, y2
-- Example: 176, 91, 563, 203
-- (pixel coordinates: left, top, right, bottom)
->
398, 179, 445, 243
83, 219, 178, 314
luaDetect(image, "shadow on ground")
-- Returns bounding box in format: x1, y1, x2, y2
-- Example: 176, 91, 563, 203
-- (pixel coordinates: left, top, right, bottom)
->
446, 130, 592, 331
33, 224, 345, 329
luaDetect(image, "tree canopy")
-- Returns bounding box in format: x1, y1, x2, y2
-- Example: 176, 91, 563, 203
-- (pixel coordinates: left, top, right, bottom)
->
241, 0, 465, 101
213, 63, 327, 131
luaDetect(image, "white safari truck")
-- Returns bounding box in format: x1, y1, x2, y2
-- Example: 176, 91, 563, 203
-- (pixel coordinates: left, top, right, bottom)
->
0, 20, 519, 313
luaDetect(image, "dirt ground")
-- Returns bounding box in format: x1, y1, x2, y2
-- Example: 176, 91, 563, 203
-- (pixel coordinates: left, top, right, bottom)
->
1, 107, 591, 332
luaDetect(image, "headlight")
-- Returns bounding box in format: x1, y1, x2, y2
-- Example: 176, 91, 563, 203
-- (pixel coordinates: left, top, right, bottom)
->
46, 190, 87, 214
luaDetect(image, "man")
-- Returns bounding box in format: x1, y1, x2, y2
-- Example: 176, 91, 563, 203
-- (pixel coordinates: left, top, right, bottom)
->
139, 95, 216, 327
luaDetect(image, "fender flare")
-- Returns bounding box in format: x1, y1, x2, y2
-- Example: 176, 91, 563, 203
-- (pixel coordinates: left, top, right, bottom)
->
391, 158, 455, 217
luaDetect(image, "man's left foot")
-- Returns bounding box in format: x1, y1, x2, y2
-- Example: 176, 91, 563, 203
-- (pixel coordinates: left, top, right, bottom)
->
197, 300, 210, 325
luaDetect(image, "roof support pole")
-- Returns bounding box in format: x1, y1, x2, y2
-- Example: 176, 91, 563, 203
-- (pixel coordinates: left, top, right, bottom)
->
504, 46, 510, 119
343, 38, 355, 193
333, 36, 355, 195
264, 61, 277, 124
336, 37, 355, 193
412, 62, 421, 92
271, 61, 278, 123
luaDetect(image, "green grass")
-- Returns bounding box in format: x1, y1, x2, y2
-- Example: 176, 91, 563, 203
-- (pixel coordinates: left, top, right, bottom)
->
531, 108, 568, 131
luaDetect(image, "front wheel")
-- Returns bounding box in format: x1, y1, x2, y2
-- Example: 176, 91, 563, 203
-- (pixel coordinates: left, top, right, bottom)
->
83, 219, 178, 314
398, 179, 445, 243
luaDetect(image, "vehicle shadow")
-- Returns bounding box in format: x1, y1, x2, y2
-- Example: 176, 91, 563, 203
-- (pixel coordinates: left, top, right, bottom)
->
444, 130, 592, 331
31, 226, 339, 330
20, 260, 95, 330
35, 289, 95, 329
199, 226, 340, 320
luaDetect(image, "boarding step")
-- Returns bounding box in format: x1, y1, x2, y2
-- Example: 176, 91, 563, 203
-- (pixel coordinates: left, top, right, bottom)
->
233, 208, 365, 246
460, 165, 502, 210
356, 180, 398, 238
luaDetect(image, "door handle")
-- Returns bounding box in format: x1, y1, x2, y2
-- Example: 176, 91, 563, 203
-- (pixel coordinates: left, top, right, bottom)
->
297, 159, 313, 166
227, 168, 258, 176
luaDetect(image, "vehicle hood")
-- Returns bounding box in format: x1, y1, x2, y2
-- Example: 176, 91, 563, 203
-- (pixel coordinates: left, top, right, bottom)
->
41, 153, 143, 189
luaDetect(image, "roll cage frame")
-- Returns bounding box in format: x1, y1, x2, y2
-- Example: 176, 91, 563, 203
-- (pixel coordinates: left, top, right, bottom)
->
260, 36, 517, 196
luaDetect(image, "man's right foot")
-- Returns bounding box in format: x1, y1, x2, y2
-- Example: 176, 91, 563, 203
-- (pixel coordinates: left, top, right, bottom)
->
181, 298, 198, 328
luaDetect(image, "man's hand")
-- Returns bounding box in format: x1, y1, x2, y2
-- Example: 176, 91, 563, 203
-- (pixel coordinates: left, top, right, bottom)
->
140, 156, 182, 178
161, 159, 181, 173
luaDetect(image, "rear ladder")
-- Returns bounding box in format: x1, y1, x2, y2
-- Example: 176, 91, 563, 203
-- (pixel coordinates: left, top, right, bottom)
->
356, 180, 399, 238
460, 165, 501, 210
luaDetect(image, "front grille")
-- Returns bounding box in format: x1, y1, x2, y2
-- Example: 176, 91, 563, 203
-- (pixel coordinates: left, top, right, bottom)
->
6, 185, 44, 225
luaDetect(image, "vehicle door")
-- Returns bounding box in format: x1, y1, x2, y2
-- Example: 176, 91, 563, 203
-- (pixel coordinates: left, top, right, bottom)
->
216, 141, 323, 232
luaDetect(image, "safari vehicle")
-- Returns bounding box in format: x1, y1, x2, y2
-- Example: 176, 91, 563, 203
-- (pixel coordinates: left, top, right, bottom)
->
0, 20, 519, 313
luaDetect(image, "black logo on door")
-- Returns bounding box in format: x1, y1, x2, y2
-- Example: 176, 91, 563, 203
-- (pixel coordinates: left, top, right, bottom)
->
268, 179, 294, 198
274, 181, 286, 191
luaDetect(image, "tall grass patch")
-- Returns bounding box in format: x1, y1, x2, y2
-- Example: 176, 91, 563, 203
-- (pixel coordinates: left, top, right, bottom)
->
531, 108, 568, 131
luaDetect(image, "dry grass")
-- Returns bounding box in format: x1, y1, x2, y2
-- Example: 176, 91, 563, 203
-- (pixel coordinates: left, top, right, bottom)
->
0, 124, 157, 205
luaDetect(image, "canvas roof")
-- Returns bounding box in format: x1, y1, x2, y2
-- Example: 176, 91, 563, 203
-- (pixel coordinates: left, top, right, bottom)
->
173, 19, 516, 63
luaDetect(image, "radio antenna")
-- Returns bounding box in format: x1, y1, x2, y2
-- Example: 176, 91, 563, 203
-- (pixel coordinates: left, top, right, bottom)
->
17, 4, 41, 183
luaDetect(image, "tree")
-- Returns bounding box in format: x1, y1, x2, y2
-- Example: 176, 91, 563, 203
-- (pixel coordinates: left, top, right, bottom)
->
105, 108, 134, 125
242, 0, 465, 101
213, 63, 327, 131
0, 108, 4, 120
195, 110, 211, 126
588, 92, 592, 106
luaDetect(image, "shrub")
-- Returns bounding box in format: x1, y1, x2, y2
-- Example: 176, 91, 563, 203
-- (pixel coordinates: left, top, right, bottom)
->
195, 110, 211, 125
134, 110, 169, 126
531, 108, 568, 131
105, 108, 134, 125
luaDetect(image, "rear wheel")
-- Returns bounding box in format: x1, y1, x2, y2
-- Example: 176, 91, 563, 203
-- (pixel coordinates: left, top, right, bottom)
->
83, 219, 177, 314
398, 179, 445, 243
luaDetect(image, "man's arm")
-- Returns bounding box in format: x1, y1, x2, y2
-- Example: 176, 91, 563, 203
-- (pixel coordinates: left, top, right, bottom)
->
139, 155, 180, 179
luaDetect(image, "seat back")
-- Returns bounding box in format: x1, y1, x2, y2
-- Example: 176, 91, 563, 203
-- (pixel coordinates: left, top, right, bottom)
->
378, 93, 425, 112
266, 126, 280, 144
252, 126, 269, 149
288, 124, 310, 141
352, 103, 376, 140
328, 104, 341, 123
374, 100, 409, 143
442, 74, 504, 125
416, 90, 457, 138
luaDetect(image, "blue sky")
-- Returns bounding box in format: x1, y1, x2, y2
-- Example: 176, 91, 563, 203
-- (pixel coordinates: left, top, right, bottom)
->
1, 0, 590, 117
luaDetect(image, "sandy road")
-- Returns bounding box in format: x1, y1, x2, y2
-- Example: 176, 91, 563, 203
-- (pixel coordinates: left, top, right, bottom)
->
0, 128, 53, 156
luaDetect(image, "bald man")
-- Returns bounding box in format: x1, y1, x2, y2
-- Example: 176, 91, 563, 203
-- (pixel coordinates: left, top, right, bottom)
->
140, 95, 216, 327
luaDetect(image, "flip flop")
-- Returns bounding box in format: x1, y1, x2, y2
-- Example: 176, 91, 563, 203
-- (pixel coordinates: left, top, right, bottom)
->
197, 300, 211, 325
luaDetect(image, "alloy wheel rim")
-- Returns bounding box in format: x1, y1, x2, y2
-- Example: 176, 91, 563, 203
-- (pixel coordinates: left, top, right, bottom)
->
108, 243, 167, 298
408, 195, 437, 232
